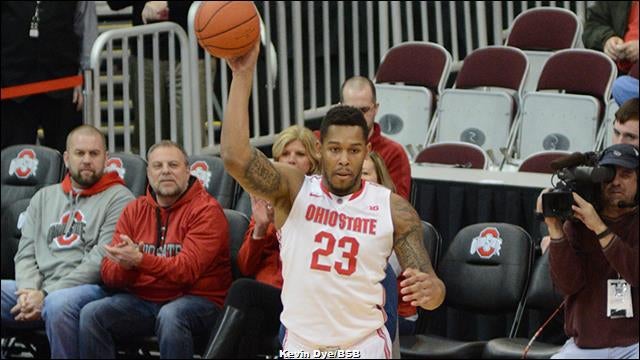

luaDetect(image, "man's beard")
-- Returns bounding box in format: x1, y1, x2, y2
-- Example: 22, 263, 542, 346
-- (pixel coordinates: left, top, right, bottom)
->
155, 186, 184, 198
70, 169, 101, 188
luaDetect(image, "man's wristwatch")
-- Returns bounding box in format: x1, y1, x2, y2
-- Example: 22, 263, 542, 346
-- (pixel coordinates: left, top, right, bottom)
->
596, 227, 612, 240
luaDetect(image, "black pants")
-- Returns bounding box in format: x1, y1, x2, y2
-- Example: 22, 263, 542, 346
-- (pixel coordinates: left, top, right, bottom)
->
1, 92, 81, 154
225, 278, 282, 358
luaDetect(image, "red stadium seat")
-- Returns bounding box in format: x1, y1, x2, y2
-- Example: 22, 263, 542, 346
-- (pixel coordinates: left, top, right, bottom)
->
432, 46, 528, 164
415, 141, 490, 170
505, 7, 582, 95
517, 150, 572, 174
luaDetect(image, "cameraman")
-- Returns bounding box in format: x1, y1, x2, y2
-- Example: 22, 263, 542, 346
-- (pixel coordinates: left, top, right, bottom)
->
537, 143, 639, 359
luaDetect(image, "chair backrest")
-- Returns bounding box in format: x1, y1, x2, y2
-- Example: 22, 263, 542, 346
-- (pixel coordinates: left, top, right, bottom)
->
188, 155, 236, 208
415, 142, 489, 169
438, 223, 533, 322
376, 41, 452, 96
422, 220, 441, 269
454, 46, 529, 95
105, 152, 148, 197
537, 49, 616, 109
517, 150, 572, 174
223, 208, 250, 280
505, 8, 582, 96
1, 198, 31, 279
1, 145, 64, 212
374, 83, 433, 156
525, 252, 564, 312
506, 7, 581, 51
233, 186, 253, 218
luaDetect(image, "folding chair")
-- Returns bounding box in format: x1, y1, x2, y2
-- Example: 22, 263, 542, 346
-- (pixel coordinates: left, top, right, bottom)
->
517, 150, 572, 174
512, 49, 616, 160
375, 42, 452, 157
506, 7, 582, 95
431, 46, 528, 164
415, 142, 490, 170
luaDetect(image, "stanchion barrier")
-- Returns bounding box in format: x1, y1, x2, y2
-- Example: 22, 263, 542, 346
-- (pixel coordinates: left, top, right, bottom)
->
1, 75, 83, 100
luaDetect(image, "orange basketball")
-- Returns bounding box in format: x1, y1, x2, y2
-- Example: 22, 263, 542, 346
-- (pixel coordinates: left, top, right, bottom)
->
194, 1, 261, 59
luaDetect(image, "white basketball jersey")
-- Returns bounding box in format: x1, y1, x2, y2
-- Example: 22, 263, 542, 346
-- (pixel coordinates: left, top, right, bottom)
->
280, 175, 394, 347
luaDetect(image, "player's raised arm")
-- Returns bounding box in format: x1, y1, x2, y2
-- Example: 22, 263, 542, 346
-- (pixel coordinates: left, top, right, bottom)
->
220, 41, 303, 217
390, 193, 446, 310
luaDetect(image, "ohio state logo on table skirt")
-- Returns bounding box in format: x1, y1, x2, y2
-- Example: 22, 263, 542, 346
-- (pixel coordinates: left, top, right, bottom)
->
9, 149, 39, 179
105, 157, 126, 180
469, 227, 503, 259
190, 161, 211, 189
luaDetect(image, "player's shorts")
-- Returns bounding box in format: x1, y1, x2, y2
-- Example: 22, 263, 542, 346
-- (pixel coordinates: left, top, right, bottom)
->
281, 326, 392, 359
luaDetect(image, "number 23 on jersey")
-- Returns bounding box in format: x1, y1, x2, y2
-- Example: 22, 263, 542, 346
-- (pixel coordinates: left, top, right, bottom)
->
310, 231, 360, 276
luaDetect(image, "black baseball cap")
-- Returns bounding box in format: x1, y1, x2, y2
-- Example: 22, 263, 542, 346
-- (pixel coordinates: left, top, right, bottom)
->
599, 144, 640, 169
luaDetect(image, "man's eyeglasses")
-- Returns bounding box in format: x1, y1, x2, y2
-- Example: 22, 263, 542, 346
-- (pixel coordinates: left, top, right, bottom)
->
355, 104, 377, 114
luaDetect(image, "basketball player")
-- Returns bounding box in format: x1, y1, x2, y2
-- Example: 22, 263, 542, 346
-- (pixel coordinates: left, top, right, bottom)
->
220, 42, 445, 357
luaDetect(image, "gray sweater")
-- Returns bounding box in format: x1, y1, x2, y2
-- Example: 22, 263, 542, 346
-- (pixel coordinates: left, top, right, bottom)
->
14, 173, 134, 294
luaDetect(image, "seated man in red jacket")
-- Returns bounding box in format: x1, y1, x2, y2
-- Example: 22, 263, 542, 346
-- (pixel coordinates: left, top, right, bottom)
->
78, 140, 232, 358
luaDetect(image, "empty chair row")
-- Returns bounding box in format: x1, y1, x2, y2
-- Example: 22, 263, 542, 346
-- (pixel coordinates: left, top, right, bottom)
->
376, 44, 616, 168
373, 7, 615, 169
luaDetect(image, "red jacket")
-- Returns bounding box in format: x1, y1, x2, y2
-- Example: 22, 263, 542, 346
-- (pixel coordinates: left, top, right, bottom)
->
369, 123, 411, 200
237, 218, 283, 289
101, 177, 232, 306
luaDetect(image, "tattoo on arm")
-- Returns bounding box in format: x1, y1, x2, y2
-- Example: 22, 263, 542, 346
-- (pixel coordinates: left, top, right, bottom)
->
392, 197, 434, 274
243, 149, 282, 195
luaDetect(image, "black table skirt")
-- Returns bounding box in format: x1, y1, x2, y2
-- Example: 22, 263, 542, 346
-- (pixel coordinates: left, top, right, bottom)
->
411, 178, 545, 254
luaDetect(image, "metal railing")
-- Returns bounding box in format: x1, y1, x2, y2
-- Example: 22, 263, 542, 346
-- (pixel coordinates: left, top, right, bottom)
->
86, 22, 192, 155
87, 1, 594, 156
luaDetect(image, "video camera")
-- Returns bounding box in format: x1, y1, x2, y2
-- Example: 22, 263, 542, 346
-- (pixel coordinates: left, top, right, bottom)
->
541, 151, 615, 220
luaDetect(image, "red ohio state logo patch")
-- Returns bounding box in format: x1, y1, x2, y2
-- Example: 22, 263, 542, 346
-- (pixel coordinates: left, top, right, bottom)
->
51, 210, 86, 248
190, 161, 211, 189
105, 157, 126, 180
9, 149, 39, 179
469, 227, 503, 259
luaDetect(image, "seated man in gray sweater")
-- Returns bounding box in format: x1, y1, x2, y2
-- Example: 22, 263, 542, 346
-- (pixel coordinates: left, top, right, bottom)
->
0, 125, 134, 358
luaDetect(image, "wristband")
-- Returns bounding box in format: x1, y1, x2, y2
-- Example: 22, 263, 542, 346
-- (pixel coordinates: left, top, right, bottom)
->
596, 227, 612, 240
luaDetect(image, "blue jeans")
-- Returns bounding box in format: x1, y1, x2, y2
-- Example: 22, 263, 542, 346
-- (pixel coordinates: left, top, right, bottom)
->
612, 75, 640, 107
1, 280, 107, 358
79, 293, 221, 359
399, 316, 417, 336
552, 338, 639, 359
381, 264, 398, 341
